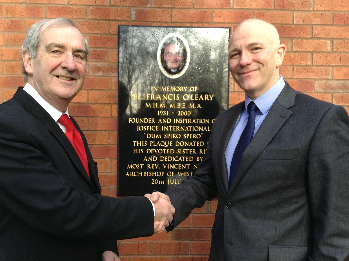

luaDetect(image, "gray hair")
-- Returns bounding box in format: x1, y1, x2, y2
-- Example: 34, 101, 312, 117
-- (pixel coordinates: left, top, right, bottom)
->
21, 17, 89, 82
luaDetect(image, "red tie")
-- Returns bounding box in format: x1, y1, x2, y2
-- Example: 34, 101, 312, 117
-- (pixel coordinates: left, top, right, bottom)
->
58, 114, 90, 178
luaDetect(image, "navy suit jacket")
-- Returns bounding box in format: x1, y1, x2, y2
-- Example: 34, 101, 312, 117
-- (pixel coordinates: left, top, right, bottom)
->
0, 87, 154, 261
167, 83, 349, 260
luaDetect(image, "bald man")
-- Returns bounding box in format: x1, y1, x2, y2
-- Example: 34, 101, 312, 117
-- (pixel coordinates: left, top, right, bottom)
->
151, 18, 349, 260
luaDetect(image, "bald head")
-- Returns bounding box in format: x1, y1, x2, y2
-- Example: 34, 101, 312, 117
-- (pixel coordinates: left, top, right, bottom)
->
230, 19, 280, 49
228, 19, 286, 99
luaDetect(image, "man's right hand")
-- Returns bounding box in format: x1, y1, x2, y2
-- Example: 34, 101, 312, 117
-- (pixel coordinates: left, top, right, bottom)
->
144, 192, 175, 234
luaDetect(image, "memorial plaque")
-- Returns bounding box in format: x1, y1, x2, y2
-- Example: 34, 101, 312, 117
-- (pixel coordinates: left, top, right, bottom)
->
118, 26, 230, 196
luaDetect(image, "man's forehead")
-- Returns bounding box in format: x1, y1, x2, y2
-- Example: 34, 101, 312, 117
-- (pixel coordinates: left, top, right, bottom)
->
40, 26, 86, 48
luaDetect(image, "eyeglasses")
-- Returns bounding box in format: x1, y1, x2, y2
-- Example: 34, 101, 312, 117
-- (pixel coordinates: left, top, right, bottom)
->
165, 51, 182, 57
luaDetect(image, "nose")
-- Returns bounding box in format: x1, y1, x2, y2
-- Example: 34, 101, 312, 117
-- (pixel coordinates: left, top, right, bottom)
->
239, 51, 252, 67
61, 53, 77, 71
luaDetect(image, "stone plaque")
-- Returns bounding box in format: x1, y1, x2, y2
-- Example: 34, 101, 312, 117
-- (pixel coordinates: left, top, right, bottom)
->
118, 26, 230, 196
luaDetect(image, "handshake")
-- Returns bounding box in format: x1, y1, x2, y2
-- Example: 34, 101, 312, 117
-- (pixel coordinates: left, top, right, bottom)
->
144, 192, 175, 234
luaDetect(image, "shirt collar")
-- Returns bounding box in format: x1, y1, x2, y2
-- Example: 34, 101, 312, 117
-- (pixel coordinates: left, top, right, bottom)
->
245, 76, 285, 115
23, 83, 69, 122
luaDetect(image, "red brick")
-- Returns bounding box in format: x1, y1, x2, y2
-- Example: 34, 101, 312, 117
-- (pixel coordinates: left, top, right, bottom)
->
334, 94, 349, 105
334, 13, 349, 25
229, 92, 244, 106
0, 48, 21, 60
172, 10, 211, 23
334, 40, 349, 52
254, 11, 293, 24
90, 145, 118, 158
88, 63, 118, 77
191, 241, 211, 255
194, 0, 231, 8
88, 50, 108, 62
294, 66, 331, 79
314, 26, 349, 38
0, 76, 24, 87
276, 0, 312, 10
111, 0, 149, 6
76, 21, 109, 34
4, 5, 45, 18
129, 257, 171, 261
118, 242, 149, 255
177, 215, 192, 228
4, 89, 17, 101
173, 257, 209, 261
84, 77, 112, 90
130, 230, 171, 241
283, 53, 311, 65
210, 199, 218, 213
234, 0, 272, 9
69, 0, 108, 5
47, 6, 87, 19
89, 90, 118, 103
90, 7, 130, 20
70, 104, 111, 117
109, 131, 118, 144
89, 118, 118, 130
293, 39, 331, 52
153, 0, 191, 8
192, 214, 215, 227
133, 9, 171, 22
213, 10, 252, 23
280, 66, 293, 79
316, 80, 349, 92
27, 0, 66, 3
98, 173, 117, 185
276, 25, 312, 38
4, 61, 22, 74
94, 159, 112, 172
150, 241, 189, 254
294, 12, 331, 24
173, 228, 211, 241
334, 68, 349, 80
0, 19, 24, 32
89, 35, 118, 48
314, 53, 349, 66
84, 131, 109, 145
71, 90, 88, 103
110, 50, 118, 63
287, 80, 314, 92
4, 33, 26, 45
315, 0, 349, 11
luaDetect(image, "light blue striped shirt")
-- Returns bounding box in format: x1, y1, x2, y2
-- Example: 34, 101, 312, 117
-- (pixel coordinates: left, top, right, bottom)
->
225, 76, 285, 178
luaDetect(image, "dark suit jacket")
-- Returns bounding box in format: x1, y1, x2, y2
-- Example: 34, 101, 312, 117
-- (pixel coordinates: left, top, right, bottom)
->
0, 87, 154, 261
166, 82, 349, 260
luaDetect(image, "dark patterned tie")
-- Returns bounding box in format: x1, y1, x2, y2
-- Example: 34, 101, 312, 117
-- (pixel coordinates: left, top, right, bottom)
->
229, 102, 259, 187
58, 114, 90, 178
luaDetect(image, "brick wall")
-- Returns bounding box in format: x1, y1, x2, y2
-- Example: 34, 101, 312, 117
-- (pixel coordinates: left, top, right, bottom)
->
0, 0, 349, 260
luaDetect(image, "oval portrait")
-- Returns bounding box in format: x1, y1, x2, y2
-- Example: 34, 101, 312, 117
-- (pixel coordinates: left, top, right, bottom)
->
157, 33, 190, 79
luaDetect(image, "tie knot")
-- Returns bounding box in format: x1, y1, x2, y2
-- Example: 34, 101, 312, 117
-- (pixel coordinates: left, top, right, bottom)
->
58, 114, 74, 131
247, 101, 259, 113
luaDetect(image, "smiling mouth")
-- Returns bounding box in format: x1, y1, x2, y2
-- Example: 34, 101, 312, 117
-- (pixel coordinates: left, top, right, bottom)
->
57, 76, 75, 81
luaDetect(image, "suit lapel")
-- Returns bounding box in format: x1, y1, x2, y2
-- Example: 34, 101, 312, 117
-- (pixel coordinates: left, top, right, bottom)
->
14, 88, 95, 188
219, 102, 245, 192
228, 83, 296, 193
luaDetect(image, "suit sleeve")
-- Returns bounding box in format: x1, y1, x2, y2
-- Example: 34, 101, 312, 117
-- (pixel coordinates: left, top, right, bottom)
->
0, 115, 154, 241
307, 105, 349, 260
166, 117, 218, 228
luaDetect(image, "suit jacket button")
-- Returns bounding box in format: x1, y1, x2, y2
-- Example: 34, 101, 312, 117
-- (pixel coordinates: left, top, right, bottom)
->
225, 201, 232, 208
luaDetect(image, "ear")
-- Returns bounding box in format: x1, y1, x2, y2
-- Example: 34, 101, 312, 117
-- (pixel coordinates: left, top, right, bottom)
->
276, 44, 286, 68
22, 50, 34, 75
